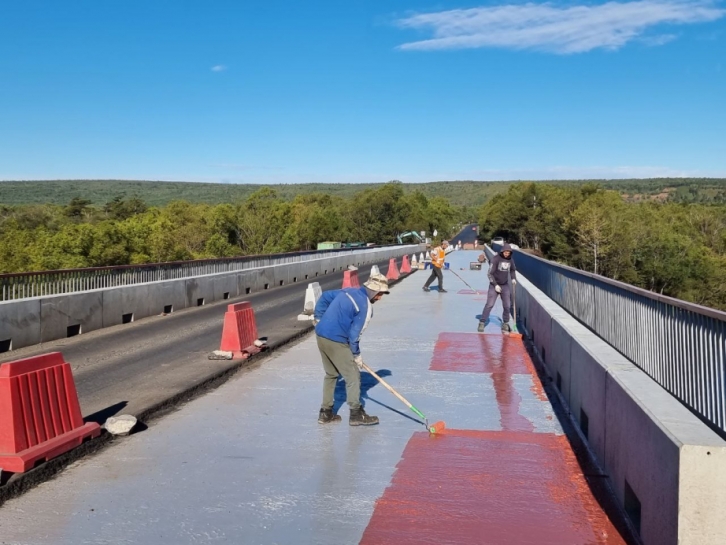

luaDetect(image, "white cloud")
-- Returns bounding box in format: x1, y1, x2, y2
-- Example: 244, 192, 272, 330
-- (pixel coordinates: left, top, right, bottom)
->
640, 32, 679, 45
396, 1, 725, 53
211, 65, 227, 72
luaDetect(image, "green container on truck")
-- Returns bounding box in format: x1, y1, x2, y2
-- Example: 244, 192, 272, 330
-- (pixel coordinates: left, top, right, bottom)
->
317, 241, 342, 250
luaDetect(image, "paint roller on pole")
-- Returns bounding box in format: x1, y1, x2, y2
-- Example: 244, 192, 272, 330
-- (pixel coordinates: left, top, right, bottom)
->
447, 268, 484, 294
359, 361, 445, 434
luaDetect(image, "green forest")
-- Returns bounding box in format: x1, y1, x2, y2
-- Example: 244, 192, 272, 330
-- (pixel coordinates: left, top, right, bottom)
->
1, 177, 725, 208
478, 183, 726, 311
0, 183, 462, 274
2, 178, 725, 311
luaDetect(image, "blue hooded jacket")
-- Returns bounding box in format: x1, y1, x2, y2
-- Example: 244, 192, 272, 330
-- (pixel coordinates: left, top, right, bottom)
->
314, 287, 372, 356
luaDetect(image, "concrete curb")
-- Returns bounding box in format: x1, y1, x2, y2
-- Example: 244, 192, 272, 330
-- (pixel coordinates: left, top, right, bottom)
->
517, 324, 642, 545
513, 269, 726, 545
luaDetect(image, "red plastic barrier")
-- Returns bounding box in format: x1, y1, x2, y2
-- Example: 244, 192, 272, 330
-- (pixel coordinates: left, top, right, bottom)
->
0, 352, 101, 473
342, 270, 360, 288
386, 258, 400, 281
219, 302, 261, 359
400, 256, 412, 274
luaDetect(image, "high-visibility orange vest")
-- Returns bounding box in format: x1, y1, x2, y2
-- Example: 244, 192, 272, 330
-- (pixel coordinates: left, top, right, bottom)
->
431, 247, 445, 268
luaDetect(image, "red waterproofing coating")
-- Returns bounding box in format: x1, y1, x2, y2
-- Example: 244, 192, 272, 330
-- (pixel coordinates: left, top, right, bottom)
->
400, 256, 412, 274
430, 332, 530, 374
219, 302, 259, 358
342, 270, 360, 288
0, 352, 101, 473
430, 332, 546, 432
386, 258, 400, 281
360, 430, 626, 545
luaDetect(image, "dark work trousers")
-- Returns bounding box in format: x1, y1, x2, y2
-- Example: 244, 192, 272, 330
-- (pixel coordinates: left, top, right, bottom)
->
479, 283, 511, 324
423, 266, 444, 290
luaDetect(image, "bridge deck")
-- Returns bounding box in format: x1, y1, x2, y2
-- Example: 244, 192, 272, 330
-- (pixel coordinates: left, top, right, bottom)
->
0, 251, 631, 544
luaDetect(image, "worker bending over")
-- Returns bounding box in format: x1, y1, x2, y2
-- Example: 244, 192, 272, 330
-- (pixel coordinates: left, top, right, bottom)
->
314, 273, 390, 426
478, 243, 517, 332
422, 240, 449, 293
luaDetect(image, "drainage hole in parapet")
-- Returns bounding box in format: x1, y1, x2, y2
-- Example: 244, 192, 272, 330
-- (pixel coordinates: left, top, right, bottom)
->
67, 324, 81, 338
122, 313, 134, 324
580, 408, 589, 440
624, 480, 642, 536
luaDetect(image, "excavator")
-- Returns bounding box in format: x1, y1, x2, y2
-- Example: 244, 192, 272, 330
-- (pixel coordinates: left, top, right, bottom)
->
396, 231, 429, 247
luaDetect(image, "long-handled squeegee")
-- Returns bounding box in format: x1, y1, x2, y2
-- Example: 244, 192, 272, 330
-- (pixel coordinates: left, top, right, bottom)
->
447, 268, 484, 294
360, 362, 445, 434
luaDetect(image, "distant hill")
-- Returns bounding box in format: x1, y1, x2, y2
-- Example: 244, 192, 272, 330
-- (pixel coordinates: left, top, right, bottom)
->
1, 178, 725, 207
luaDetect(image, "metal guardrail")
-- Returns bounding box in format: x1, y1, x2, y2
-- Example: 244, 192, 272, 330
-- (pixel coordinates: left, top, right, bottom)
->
490, 244, 726, 435
0, 245, 417, 302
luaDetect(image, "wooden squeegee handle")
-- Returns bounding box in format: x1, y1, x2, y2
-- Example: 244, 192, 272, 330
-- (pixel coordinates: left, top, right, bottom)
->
360, 362, 414, 410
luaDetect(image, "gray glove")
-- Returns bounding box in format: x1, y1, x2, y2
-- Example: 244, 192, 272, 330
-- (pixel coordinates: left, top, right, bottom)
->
354, 355, 364, 370
511, 279, 517, 286
495, 285, 502, 294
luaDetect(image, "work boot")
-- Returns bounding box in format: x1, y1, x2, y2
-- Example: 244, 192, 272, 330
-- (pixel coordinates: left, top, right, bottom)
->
501, 322, 511, 333
439, 288, 447, 293
318, 408, 342, 424
349, 407, 379, 426
477, 322, 485, 333
422, 286, 430, 292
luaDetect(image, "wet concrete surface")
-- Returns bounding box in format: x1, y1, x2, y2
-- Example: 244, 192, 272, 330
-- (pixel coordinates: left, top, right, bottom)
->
0, 249, 631, 545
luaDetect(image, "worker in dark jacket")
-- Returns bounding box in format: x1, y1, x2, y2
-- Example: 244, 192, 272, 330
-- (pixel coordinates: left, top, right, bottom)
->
478, 243, 517, 332
314, 273, 390, 426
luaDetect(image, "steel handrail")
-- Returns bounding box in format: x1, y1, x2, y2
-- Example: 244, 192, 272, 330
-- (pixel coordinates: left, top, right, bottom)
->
490, 244, 726, 435
0, 244, 414, 302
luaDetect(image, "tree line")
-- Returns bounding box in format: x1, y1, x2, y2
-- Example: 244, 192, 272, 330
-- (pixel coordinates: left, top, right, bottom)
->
0, 183, 462, 274
2, 178, 724, 208
478, 183, 726, 311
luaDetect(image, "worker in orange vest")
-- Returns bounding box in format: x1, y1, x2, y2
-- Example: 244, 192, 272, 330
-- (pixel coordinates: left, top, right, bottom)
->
423, 241, 449, 293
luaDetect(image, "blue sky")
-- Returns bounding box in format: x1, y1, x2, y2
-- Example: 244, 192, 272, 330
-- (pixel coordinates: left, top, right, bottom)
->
0, 0, 724, 183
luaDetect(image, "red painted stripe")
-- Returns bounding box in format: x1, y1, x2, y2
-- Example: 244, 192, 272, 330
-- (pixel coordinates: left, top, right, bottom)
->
360, 430, 626, 545
430, 332, 529, 374
430, 333, 545, 431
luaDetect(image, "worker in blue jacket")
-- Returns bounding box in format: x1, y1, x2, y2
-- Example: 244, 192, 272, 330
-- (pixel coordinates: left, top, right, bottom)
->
314, 273, 390, 426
